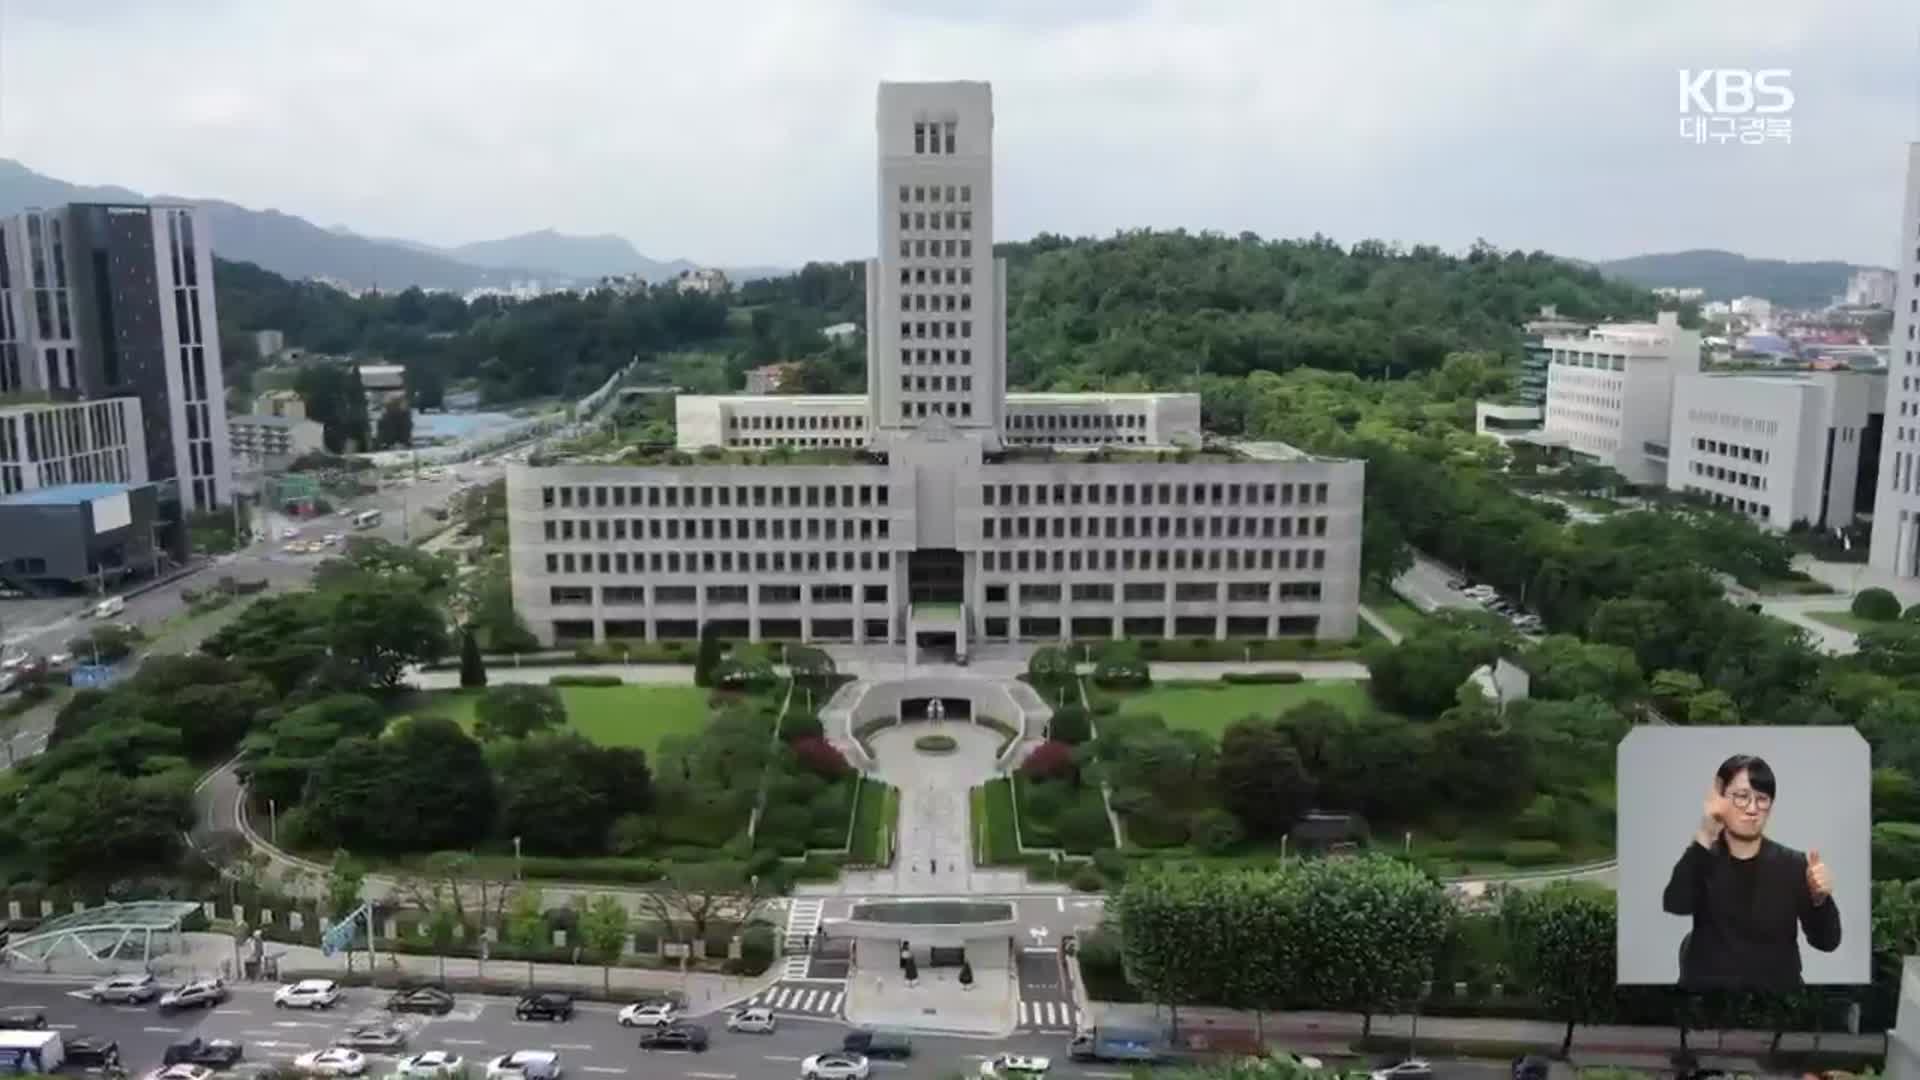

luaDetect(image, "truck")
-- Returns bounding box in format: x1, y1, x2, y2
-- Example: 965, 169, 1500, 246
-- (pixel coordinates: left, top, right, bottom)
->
0, 1030, 64, 1072
1066, 1026, 1164, 1064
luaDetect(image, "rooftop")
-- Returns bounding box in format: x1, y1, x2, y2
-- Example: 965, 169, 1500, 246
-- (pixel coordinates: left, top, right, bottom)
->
0, 482, 140, 507
24, 901, 200, 936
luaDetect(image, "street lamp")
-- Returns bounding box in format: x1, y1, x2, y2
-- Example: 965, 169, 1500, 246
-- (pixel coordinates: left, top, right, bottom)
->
513, 836, 523, 880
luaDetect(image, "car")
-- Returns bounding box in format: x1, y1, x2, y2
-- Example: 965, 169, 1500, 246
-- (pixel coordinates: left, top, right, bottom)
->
638, 1024, 708, 1053
394, 1052, 465, 1078
1274, 1052, 1325, 1071
841, 1031, 912, 1060
724, 1007, 777, 1034
802, 1052, 871, 1080
163, 1038, 245, 1067
147, 1066, 215, 1080
1370, 1061, 1434, 1080
89, 973, 159, 1003
515, 992, 574, 1021
616, 1002, 678, 1028
978, 1054, 1050, 1078
334, 1027, 408, 1053
274, 979, 342, 1009
485, 1050, 563, 1080
159, 979, 230, 1012
386, 986, 456, 1015
65, 1036, 121, 1068
0, 1008, 44, 1029
293, 1049, 367, 1076
1511, 1055, 1550, 1080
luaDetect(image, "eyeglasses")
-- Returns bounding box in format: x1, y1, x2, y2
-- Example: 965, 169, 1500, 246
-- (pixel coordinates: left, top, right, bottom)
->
1727, 789, 1772, 811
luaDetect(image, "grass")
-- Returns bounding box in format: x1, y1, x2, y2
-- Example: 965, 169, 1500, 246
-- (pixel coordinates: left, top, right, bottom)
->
848, 778, 897, 865
974, 778, 1023, 864
1114, 679, 1373, 737
1806, 610, 1886, 635
410, 684, 713, 755
1361, 587, 1431, 638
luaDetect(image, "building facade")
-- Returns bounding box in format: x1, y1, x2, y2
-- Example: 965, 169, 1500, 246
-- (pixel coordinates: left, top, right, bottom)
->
1668, 370, 1884, 530
1847, 268, 1896, 309
0, 480, 162, 589
507, 82, 1363, 651
0, 203, 232, 511
0, 397, 146, 497
1519, 306, 1590, 407
228, 413, 325, 466
1871, 143, 1920, 577
1541, 312, 1701, 485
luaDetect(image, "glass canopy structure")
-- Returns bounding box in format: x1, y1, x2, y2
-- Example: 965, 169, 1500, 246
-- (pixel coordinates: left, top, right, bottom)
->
3, 901, 199, 972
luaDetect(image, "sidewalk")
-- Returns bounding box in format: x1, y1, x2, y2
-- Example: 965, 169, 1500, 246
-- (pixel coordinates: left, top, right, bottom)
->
408, 662, 696, 689
1090, 1001, 1885, 1059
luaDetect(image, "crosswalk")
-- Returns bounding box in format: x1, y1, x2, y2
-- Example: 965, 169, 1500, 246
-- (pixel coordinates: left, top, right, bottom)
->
739, 980, 846, 1020
782, 897, 825, 977
1019, 998, 1080, 1032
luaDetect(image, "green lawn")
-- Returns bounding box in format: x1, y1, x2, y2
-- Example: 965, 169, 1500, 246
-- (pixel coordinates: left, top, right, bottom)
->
848, 778, 898, 865
1114, 679, 1373, 737
1361, 588, 1431, 638
1807, 610, 1886, 635
412, 685, 713, 754
974, 779, 1022, 864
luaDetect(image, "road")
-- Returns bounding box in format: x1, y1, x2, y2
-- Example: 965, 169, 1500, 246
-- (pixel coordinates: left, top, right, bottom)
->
0, 979, 1513, 1080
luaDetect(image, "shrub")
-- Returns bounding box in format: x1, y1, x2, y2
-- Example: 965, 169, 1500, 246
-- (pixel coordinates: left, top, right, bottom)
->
1873, 822, 1920, 881
1853, 587, 1902, 622
1070, 864, 1104, 892
1092, 847, 1128, 885
1048, 704, 1091, 745
1499, 840, 1563, 866
1087, 695, 1118, 716
1019, 740, 1078, 781
608, 813, 662, 856
1221, 671, 1304, 685
1189, 808, 1245, 854
730, 924, 776, 976
913, 733, 957, 753
549, 674, 622, 687
790, 735, 853, 780
1512, 795, 1559, 841
1057, 802, 1116, 853
781, 709, 824, 740
1904, 603, 1920, 623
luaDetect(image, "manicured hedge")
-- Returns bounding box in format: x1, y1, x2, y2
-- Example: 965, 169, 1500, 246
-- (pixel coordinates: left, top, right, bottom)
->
549, 674, 623, 687
1498, 840, 1563, 866
1220, 671, 1304, 685
914, 734, 958, 753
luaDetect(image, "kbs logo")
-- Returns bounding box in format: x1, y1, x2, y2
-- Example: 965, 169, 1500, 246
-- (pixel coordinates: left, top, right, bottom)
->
1677, 69, 1793, 146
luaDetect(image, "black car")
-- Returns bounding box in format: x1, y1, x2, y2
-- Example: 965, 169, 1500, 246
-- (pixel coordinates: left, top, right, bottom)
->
64, 1037, 120, 1069
163, 1038, 245, 1067
334, 1026, 409, 1053
842, 1030, 912, 1060
639, 1024, 709, 1052
0, 1008, 44, 1030
514, 993, 574, 1021
385, 986, 456, 1015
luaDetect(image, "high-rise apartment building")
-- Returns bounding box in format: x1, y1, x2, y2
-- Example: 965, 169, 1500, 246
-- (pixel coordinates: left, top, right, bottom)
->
506, 83, 1364, 654
0, 203, 233, 511
1870, 143, 1920, 576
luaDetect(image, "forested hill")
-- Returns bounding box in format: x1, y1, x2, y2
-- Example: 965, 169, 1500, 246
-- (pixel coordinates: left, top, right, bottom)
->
213, 230, 1670, 406
993, 231, 1668, 390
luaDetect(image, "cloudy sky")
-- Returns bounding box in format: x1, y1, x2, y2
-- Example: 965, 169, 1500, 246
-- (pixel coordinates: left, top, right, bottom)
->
3, 0, 1917, 268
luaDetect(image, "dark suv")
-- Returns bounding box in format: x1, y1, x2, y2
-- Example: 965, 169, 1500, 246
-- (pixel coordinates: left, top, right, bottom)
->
514, 992, 575, 1021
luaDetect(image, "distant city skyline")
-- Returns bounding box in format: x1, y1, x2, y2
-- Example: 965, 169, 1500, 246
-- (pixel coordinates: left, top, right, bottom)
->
2, 0, 1916, 269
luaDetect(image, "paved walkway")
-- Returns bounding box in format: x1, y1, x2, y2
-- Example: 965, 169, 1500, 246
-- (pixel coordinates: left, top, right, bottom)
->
1759, 594, 1860, 655
408, 662, 696, 688
842, 723, 1012, 896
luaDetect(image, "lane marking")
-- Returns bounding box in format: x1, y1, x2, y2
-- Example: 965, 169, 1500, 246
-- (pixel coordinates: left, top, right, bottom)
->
1055, 897, 1064, 912
553, 1044, 594, 1051
1083, 1072, 1129, 1078
48, 1024, 75, 1030
683, 1073, 736, 1079
143, 1025, 183, 1033
582, 1069, 626, 1075
443, 1039, 486, 1046
763, 1057, 802, 1063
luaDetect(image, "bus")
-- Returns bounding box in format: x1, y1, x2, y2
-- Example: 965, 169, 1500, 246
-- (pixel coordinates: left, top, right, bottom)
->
352, 509, 383, 530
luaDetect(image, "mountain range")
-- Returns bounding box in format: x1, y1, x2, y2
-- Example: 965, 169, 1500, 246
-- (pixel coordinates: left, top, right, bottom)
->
1595, 249, 1883, 309
0, 158, 785, 292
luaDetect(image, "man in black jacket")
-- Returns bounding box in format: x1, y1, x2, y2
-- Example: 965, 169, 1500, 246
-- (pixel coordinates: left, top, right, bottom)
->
1662, 753, 1841, 990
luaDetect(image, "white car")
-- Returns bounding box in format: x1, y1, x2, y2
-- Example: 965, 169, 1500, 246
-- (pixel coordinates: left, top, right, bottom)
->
147, 1066, 214, 1080
88, 973, 158, 1003
274, 979, 341, 1009
724, 1006, 776, 1034
486, 1050, 561, 1080
1274, 1052, 1325, 1071
617, 1002, 678, 1028
395, 1052, 466, 1078
281, 527, 300, 540
293, 1049, 367, 1076
979, 1054, 1051, 1078
801, 1052, 871, 1080
1369, 1060, 1434, 1080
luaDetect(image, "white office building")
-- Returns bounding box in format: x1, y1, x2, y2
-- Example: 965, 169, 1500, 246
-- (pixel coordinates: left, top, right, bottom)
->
0, 397, 146, 497
228, 413, 325, 466
1668, 370, 1884, 530
1871, 143, 1920, 577
506, 82, 1363, 653
1541, 312, 1702, 485
1847, 268, 1896, 309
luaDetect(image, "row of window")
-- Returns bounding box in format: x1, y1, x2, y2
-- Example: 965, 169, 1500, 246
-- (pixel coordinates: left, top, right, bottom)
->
1687, 460, 1770, 491
1684, 409, 1783, 437
545, 515, 892, 544
982, 546, 1329, 575
726, 437, 865, 449
980, 580, 1323, 604
898, 238, 974, 260
1682, 485, 1773, 522
898, 319, 973, 341
1550, 351, 1629, 372
900, 347, 974, 367
910, 121, 958, 156
903, 375, 972, 394
982, 514, 1330, 542
1008, 412, 1146, 431
542, 575, 1327, 609
543, 483, 892, 510
983, 480, 1332, 508
899, 266, 973, 287
726, 413, 867, 431
902, 400, 973, 420
899, 183, 973, 205
1691, 436, 1771, 465
550, 582, 891, 607
0, 401, 132, 466
898, 211, 973, 233
900, 291, 972, 313
0, 448, 134, 495
541, 614, 1323, 645
543, 549, 893, 576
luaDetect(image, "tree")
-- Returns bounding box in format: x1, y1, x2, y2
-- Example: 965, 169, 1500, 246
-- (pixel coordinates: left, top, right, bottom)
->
1853, 587, 1902, 623
505, 888, 549, 987
1430, 698, 1536, 813
1360, 493, 1413, 591
475, 685, 566, 741
1501, 883, 1617, 1054
1092, 641, 1149, 688
694, 623, 724, 688
375, 400, 414, 450
16, 769, 192, 882
1856, 624, 1920, 677
1520, 635, 1643, 705
294, 362, 370, 453
460, 629, 487, 689
424, 896, 461, 985
1684, 689, 1739, 726
1283, 855, 1451, 1038
1027, 646, 1074, 689
1216, 718, 1314, 841
715, 644, 776, 688
302, 717, 495, 853
639, 863, 767, 946
326, 582, 451, 688
1362, 621, 1501, 718
578, 895, 632, 995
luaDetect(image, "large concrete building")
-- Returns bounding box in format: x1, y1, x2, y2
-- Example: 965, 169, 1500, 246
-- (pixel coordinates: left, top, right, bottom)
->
0, 203, 233, 511
1871, 143, 1920, 577
0, 396, 147, 497
506, 82, 1363, 652
1668, 370, 1884, 530
1541, 312, 1701, 486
